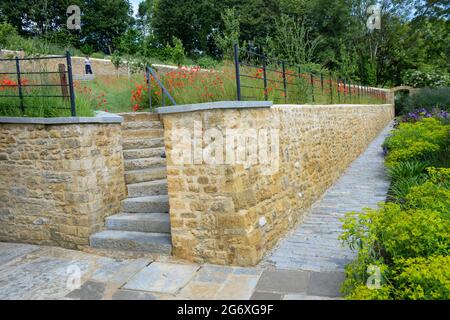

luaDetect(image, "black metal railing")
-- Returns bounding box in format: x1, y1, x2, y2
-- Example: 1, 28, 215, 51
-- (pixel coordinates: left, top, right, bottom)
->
145, 65, 177, 112
233, 44, 387, 104
0, 51, 76, 116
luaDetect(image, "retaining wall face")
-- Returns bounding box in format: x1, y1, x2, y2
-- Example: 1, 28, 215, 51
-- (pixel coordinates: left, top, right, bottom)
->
162, 104, 394, 266
0, 123, 126, 249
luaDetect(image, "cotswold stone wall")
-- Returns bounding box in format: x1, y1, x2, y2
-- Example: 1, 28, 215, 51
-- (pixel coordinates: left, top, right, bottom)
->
0, 118, 126, 249
160, 103, 394, 266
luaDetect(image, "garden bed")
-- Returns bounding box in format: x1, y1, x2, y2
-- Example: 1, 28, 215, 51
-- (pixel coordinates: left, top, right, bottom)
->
340, 111, 450, 300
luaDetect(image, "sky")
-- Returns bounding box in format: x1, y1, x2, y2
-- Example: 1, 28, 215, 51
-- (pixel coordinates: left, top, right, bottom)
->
130, 0, 141, 16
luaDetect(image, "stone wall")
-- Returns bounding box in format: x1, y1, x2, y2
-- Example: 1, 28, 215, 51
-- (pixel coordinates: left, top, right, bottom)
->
0, 115, 126, 249
159, 103, 394, 266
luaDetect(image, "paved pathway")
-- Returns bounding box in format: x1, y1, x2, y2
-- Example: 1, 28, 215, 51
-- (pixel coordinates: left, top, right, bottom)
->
0, 123, 393, 300
264, 122, 393, 273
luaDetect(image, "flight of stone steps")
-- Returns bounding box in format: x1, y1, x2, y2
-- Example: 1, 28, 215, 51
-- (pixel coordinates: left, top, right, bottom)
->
90, 112, 172, 254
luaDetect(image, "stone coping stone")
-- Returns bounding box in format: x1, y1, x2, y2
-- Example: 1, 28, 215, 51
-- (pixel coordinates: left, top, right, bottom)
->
274, 104, 393, 108
0, 111, 123, 125
156, 102, 392, 115
155, 101, 273, 114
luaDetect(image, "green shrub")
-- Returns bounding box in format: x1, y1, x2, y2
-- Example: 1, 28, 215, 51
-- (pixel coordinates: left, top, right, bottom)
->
0, 22, 18, 49
342, 203, 449, 261
401, 87, 450, 114
393, 256, 450, 300
405, 182, 450, 216
342, 116, 450, 300
402, 69, 450, 88
341, 203, 450, 299
384, 118, 449, 166
427, 167, 450, 187
345, 284, 393, 300
169, 37, 185, 66
196, 56, 218, 69
345, 256, 450, 300
379, 205, 449, 259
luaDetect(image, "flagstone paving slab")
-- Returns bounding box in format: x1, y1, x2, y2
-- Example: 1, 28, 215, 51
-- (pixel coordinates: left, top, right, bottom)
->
265, 123, 393, 273
250, 291, 283, 300
215, 274, 261, 300
307, 272, 345, 297
65, 281, 107, 300
122, 262, 200, 294
0, 243, 40, 266
283, 294, 339, 300
255, 270, 310, 294
0, 123, 393, 300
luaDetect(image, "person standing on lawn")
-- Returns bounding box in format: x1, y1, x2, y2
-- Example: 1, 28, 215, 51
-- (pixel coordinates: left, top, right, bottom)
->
84, 56, 93, 74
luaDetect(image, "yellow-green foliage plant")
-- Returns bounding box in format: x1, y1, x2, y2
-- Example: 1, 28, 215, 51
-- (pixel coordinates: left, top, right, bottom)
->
341, 116, 450, 300
383, 118, 449, 167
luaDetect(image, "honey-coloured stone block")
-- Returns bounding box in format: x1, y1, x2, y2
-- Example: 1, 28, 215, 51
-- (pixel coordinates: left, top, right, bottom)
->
162, 103, 394, 266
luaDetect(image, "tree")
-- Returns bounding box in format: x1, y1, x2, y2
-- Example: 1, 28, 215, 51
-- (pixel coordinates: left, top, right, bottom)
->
136, 0, 155, 36
0, 22, 17, 50
0, 0, 74, 36
266, 15, 323, 66
111, 51, 123, 77
79, 0, 133, 54
170, 36, 186, 66
224, 0, 281, 48
117, 28, 142, 56
213, 8, 240, 58
152, 0, 219, 53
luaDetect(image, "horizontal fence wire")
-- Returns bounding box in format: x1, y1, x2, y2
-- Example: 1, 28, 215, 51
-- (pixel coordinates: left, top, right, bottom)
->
233, 44, 387, 105
0, 55, 67, 61
0, 52, 76, 116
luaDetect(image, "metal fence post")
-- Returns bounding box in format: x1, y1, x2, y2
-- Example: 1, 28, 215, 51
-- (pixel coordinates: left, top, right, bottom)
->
15, 57, 24, 114
282, 61, 287, 102
349, 80, 352, 102
357, 83, 360, 102
262, 58, 268, 101
329, 72, 333, 104
337, 78, 341, 103
146, 67, 152, 112
343, 79, 347, 102
233, 43, 242, 101
310, 73, 315, 102
297, 66, 302, 104
320, 73, 324, 94
66, 51, 76, 117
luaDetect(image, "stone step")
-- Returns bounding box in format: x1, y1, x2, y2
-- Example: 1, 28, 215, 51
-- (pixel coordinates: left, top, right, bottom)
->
118, 112, 160, 122
122, 195, 169, 213
127, 179, 168, 198
90, 230, 172, 254
124, 157, 166, 171
122, 129, 164, 139
123, 138, 165, 150
123, 147, 165, 160
106, 212, 170, 233
123, 121, 163, 130
124, 167, 167, 185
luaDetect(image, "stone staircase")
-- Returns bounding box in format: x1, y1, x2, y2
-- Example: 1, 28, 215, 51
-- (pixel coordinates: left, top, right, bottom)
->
90, 113, 172, 254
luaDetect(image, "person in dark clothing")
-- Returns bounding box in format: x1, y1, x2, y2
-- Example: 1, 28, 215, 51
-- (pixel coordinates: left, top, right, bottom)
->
84, 56, 93, 74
